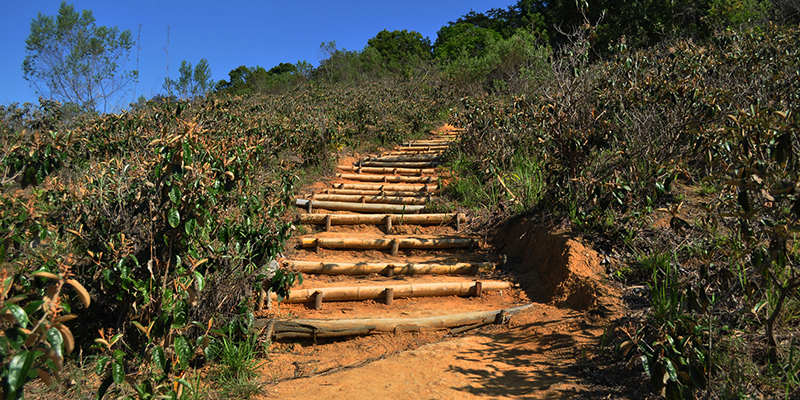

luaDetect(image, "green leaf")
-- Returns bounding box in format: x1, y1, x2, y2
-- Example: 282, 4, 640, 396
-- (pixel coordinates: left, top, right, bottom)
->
95, 355, 110, 375
153, 346, 167, 371
169, 185, 181, 205
46, 327, 64, 358
4, 304, 29, 328
185, 218, 197, 236
193, 271, 205, 291
174, 335, 192, 369
664, 358, 678, 382
8, 350, 34, 390
168, 208, 180, 228
112, 361, 125, 385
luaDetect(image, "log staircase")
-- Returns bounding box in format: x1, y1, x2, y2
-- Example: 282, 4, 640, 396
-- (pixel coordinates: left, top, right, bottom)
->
260, 126, 528, 340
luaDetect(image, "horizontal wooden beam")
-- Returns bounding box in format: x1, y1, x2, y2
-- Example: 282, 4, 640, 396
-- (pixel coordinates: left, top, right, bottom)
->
301, 236, 476, 252
336, 165, 437, 175
287, 260, 493, 275
336, 173, 435, 183
356, 160, 441, 168
333, 183, 438, 192
299, 213, 463, 226
295, 199, 424, 214
257, 304, 532, 339
270, 280, 510, 303
318, 188, 433, 197
309, 194, 429, 205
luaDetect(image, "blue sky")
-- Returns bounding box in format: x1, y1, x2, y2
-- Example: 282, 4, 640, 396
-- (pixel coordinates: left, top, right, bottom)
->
1, 0, 513, 107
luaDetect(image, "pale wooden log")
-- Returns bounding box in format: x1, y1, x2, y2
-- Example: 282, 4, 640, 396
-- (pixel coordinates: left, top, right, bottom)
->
301, 236, 476, 251
287, 260, 494, 275
383, 151, 444, 156
333, 183, 437, 192
269, 281, 511, 303
258, 304, 532, 339
336, 165, 436, 175
336, 173, 435, 184
295, 199, 425, 214
404, 139, 453, 145
310, 194, 429, 205
299, 213, 462, 226
357, 160, 440, 168
365, 154, 441, 162
320, 189, 432, 197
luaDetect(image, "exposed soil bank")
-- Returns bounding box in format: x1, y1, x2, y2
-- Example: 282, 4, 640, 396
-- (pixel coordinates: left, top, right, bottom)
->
491, 216, 620, 313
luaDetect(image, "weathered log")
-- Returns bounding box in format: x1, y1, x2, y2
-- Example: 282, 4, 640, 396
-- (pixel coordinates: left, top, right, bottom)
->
287, 260, 493, 275
356, 160, 440, 168
309, 194, 429, 205
336, 173, 435, 184
255, 304, 533, 339
336, 166, 437, 175
298, 213, 462, 226
301, 236, 476, 251
295, 199, 425, 214
364, 154, 441, 162
319, 188, 433, 197
270, 281, 510, 303
382, 152, 443, 157
333, 183, 438, 192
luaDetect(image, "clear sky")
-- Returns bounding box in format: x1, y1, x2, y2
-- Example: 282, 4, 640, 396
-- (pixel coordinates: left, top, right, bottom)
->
1, 0, 514, 108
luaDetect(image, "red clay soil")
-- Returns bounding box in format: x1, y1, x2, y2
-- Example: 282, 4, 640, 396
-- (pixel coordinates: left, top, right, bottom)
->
255, 125, 623, 399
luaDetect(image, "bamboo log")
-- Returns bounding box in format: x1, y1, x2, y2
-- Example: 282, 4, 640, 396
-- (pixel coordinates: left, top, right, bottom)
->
383, 150, 444, 156
269, 281, 510, 303
287, 260, 493, 275
333, 183, 438, 192
319, 188, 432, 197
295, 199, 425, 214
336, 166, 436, 175
256, 304, 533, 339
301, 236, 476, 251
309, 194, 429, 205
356, 160, 440, 168
298, 213, 462, 226
404, 140, 453, 145
365, 154, 441, 162
336, 173, 435, 184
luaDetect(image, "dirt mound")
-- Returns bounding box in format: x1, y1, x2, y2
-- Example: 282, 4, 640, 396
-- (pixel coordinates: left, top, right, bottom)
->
491, 216, 618, 312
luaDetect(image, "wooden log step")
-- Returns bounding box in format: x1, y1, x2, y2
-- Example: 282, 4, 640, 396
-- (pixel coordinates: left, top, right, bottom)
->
356, 160, 440, 168
301, 236, 476, 253
365, 154, 441, 162
309, 194, 430, 205
295, 199, 425, 214
383, 150, 444, 156
257, 304, 532, 339
403, 140, 452, 146
319, 188, 433, 197
269, 280, 510, 304
299, 213, 464, 227
398, 145, 450, 151
333, 183, 438, 192
336, 173, 435, 184
287, 260, 493, 275
337, 166, 437, 175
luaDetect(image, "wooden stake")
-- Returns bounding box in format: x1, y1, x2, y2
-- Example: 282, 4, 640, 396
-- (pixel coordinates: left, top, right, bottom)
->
390, 239, 400, 256
474, 282, 483, 297
314, 291, 324, 310
384, 288, 394, 306
324, 214, 331, 231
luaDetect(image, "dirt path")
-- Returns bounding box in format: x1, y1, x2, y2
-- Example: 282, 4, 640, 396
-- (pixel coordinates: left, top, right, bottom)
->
255, 125, 622, 399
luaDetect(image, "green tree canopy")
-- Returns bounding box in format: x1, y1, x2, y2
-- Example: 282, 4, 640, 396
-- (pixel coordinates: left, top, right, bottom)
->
366, 29, 432, 70
434, 23, 502, 61
22, 1, 137, 113
164, 58, 213, 99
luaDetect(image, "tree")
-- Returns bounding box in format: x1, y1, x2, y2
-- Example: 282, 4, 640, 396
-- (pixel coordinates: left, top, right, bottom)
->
22, 1, 138, 113
163, 58, 213, 99
366, 29, 432, 72
434, 23, 502, 61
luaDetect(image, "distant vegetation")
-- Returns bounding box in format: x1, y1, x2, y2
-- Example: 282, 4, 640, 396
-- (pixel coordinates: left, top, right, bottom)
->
2, 0, 799, 398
